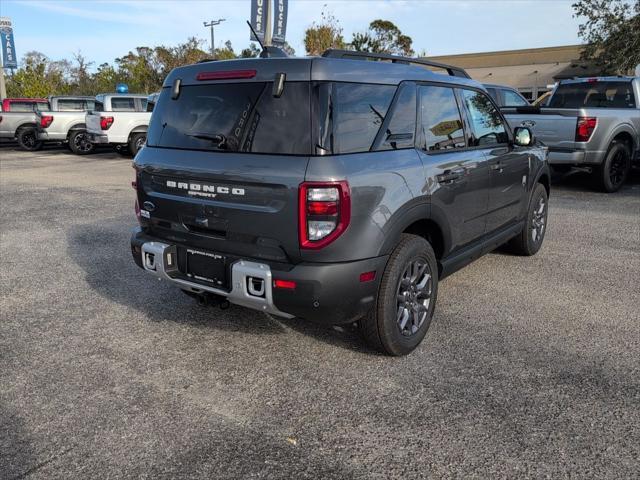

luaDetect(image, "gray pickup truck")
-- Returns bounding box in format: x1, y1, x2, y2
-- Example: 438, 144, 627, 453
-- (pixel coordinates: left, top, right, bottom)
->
0, 109, 42, 148
503, 77, 640, 192
36, 96, 96, 154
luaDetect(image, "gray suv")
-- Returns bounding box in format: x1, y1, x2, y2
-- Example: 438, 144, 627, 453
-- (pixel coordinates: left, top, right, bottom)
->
131, 50, 550, 355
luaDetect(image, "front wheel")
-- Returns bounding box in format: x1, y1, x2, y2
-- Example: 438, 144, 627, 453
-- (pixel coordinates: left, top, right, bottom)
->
595, 140, 631, 193
509, 183, 548, 256
359, 234, 438, 356
68, 130, 95, 155
17, 128, 43, 151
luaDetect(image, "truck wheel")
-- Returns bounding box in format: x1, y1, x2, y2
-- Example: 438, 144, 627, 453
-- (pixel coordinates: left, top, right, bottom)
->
509, 183, 548, 256
359, 234, 438, 356
596, 140, 631, 193
129, 133, 146, 157
17, 128, 43, 151
68, 130, 94, 155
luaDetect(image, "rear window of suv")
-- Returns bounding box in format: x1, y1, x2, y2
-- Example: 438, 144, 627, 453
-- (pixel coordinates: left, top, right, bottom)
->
549, 81, 636, 108
148, 82, 312, 155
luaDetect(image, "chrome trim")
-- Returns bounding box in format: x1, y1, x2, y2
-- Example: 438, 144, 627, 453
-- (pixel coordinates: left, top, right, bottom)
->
140, 242, 294, 318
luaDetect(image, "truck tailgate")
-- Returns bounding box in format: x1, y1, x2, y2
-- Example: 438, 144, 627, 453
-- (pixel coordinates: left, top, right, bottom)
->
85, 112, 103, 134
503, 109, 579, 150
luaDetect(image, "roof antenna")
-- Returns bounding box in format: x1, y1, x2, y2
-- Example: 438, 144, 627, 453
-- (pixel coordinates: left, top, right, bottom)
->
247, 20, 265, 52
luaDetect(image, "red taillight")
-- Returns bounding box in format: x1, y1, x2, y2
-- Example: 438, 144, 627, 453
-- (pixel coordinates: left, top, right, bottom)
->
196, 70, 257, 81
100, 116, 114, 130
299, 181, 350, 250
40, 115, 54, 128
274, 279, 296, 290
576, 117, 597, 142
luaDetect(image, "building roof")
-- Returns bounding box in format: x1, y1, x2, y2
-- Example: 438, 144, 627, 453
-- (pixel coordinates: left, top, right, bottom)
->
424, 45, 585, 69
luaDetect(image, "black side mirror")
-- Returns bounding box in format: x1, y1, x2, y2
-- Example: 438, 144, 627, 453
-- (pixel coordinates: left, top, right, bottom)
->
513, 127, 534, 147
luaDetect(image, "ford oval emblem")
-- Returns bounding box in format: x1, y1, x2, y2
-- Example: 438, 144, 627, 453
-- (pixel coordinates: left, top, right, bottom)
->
143, 201, 156, 212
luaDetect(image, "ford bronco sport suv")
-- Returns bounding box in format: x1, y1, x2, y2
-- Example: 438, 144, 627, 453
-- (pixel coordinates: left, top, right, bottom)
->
131, 50, 550, 356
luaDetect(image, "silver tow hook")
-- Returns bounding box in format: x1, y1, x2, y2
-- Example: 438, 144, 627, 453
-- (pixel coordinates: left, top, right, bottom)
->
247, 277, 265, 297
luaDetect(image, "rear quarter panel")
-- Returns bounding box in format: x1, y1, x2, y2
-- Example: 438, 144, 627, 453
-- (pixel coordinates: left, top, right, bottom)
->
0, 112, 38, 138
303, 149, 426, 263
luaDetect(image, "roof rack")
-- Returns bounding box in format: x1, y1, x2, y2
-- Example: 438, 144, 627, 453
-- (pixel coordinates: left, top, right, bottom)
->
322, 49, 471, 79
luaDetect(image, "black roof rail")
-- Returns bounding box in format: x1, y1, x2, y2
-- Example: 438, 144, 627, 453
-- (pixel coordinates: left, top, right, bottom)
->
322, 49, 471, 79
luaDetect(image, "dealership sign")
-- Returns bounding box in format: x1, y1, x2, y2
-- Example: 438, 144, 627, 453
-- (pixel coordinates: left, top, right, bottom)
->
271, 0, 288, 46
0, 17, 17, 69
249, 0, 288, 46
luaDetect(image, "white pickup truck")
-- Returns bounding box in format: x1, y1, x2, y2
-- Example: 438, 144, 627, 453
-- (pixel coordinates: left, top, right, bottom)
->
86, 94, 151, 156
502, 76, 640, 192
36, 96, 96, 154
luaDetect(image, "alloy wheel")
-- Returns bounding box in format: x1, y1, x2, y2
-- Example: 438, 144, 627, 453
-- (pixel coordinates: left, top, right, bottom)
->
531, 196, 546, 243
74, 133, 93, 153
396, 259, 432, 336
609, 151, 628, 188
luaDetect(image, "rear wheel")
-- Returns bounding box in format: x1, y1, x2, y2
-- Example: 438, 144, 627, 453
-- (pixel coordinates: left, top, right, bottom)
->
129, 133, 146, 157
509, 183, 548, 256
68, 130, 94, 155
595, 140, 631, 193
17, 128, 43, 151
359, 234, 438, 356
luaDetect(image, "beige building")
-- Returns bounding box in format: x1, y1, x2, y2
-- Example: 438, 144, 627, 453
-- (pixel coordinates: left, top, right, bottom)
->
426, 45, 601, 102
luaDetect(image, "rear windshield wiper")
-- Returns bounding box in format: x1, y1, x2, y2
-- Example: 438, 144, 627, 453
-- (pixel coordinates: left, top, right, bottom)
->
187, 132, 239, 150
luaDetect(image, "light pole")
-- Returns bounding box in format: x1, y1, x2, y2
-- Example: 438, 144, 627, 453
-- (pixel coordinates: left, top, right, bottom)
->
203, 18, 226, 58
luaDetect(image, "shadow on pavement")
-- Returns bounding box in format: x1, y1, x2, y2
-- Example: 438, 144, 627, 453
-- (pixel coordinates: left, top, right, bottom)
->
66, 216, 373, 354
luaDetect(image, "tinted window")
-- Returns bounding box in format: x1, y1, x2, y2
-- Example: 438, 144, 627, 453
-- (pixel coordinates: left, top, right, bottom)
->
110, 98, 136, 111
11, 102, 38, 112
95, 101, 104, 112
332, 83, 395, 154
139, 99, 148, 111
57, 99, 85, 111
461, 89, 508, 146
419, 86, 465, 152
378, 83, 417, 150
486, 87, 499, 103
147, 82, 311, 155
549, 81, 636, 108
502, 89, 529, 107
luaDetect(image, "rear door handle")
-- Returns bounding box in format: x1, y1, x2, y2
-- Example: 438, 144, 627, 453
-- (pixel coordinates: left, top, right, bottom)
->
437, 168, 464, 184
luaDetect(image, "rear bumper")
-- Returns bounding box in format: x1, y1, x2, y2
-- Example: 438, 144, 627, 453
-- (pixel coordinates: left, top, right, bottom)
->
36, 131, 66, 141
88, 133, 110, 144
130, 229, 387, 324
547, 148, 604, 165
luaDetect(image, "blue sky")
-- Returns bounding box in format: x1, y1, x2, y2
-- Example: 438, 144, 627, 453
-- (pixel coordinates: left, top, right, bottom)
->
1, 0, 583, 68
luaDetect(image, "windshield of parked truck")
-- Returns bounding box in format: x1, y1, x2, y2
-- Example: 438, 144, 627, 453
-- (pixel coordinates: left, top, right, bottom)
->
549, 81, 636, 109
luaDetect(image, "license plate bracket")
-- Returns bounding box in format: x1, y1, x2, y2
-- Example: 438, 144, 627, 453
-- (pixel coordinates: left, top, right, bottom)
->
185, 248, 227, 288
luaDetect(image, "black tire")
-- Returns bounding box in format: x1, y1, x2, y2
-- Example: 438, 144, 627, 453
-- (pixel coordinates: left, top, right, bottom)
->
359, 234, 438, 356
595, 140, 631, 193
129, 132, 146, 157
509, 183, 548, 256
17, 128, 43, 151
68, 130, 95, 155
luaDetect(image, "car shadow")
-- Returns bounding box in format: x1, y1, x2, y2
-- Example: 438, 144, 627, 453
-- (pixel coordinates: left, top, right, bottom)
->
551, 166, 640, 196
66, 217, 376, 354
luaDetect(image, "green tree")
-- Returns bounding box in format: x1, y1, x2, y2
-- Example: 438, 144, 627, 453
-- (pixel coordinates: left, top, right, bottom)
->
351, 20, 414, 56
69, 51, 94, 95
6, 51, 70, 97
215, 40, 237, 60
304, 9, 346, 55
573, 0, 640, 73
240, 43, 261, 58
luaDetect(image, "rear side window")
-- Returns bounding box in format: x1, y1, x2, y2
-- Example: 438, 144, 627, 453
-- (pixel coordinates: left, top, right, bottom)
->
95, 101, 104, 112
419, 85, 465, 152
57, 99, 85, 111
502, 89, 529, 107
110, 98, 136, 111
486, 88, 499, 104
549, 81, 636, 108
11, 102, 38, 112
460, 89, 508, 146
147, 82, 311, 155
377, 83, 417, 151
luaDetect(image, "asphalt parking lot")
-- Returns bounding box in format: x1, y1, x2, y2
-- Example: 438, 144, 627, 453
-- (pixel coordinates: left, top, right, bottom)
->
1, 145, 639, 479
